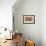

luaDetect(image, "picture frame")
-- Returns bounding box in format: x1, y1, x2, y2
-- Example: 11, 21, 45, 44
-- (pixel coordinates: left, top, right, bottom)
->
23, 15, 35, 24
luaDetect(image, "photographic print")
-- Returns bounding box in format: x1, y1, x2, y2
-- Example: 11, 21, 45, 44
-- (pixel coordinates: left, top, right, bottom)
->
23, 15, 35, 24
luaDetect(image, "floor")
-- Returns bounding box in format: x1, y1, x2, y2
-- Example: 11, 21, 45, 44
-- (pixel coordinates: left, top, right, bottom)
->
0, 39, 16, 46
0, 39, 24, 46
0, 33, 23, 46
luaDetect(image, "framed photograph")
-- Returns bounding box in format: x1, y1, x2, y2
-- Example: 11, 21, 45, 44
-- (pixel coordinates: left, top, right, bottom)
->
23, 15, 35, 24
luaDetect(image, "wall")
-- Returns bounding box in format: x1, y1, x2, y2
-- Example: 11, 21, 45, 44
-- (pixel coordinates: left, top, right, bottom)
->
0, 0, 16, 30
41, 0, 46, 46
13, 0, 41, 46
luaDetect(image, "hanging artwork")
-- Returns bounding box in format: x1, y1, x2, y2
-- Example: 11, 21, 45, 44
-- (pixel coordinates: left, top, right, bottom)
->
23, 15, 35, 24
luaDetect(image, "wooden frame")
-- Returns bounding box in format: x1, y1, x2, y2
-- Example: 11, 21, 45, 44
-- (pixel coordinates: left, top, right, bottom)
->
23, 15, 35, 24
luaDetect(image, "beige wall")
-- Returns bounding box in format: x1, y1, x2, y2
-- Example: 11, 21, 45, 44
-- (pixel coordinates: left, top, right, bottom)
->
13, 0, 41, 46
41, 0, 46, 46
0, 0, 16, 29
